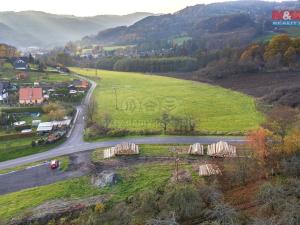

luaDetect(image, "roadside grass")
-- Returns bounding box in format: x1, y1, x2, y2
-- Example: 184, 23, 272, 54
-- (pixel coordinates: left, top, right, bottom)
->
0, 177, 102, 220
92, 143, 251, 163
92, 144, 192, 162
0, 156, 70, 175
0, 138, 65, 162
70, 68, 264, 134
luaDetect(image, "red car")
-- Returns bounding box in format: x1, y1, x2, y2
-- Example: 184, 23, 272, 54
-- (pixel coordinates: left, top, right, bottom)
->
50, 160, 59, 169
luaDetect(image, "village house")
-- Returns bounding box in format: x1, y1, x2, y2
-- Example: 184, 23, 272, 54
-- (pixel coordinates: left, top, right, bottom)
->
16, 72, 28, 80
73, 79, 89, 89
13, 58, 29, 70
0, 80, 10, 101
19, 87, 44, 105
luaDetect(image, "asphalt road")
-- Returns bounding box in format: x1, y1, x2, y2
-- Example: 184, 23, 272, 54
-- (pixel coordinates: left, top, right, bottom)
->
0, 152, 90, 195
0, 74, 246, 171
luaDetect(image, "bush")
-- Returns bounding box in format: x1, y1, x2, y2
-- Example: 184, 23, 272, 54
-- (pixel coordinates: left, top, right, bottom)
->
281, 155, 300, 177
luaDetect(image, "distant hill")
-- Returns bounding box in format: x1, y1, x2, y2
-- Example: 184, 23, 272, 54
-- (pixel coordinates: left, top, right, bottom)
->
0, 11, 153, 47
84, 1, 300, 48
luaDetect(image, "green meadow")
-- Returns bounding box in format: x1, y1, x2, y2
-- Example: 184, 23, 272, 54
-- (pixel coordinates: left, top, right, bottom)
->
70, 68, 263, 133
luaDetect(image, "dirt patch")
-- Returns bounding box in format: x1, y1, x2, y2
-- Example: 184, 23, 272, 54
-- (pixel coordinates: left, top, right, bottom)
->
224, 180, 265, 217
69, 152, 96, 173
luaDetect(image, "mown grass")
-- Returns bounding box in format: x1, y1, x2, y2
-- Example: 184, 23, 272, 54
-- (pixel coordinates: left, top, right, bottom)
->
0, 177, 102, 220
0, 138, 65, 162
70, 68, 263, 133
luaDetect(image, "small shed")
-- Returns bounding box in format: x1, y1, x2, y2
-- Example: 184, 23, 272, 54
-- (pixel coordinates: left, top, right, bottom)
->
37, 122, 53, 134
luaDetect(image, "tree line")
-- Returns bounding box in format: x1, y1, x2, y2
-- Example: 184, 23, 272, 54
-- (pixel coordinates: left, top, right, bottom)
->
96, 56, 199, 73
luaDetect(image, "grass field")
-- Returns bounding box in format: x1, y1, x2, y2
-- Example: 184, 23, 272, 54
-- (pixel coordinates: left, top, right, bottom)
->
71, 68, 263, 133
0, 177, 102, 220
103, 45, 136, 51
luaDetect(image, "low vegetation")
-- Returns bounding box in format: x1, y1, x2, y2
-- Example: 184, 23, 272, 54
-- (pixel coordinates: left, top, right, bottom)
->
0, 137, 65, 162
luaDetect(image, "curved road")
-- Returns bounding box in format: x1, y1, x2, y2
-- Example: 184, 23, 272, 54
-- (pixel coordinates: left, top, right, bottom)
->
0, 75, 245, 170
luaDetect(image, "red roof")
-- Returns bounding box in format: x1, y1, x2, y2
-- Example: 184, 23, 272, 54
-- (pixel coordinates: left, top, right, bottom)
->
19, 87, 43, 101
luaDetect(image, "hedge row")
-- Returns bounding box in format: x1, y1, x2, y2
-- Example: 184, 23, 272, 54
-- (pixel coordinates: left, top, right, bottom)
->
1, 106, 43, 113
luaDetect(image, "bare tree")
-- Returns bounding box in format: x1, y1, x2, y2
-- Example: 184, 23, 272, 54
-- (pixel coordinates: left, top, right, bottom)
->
102, 112, 112, 129
157, 112, 171, 134
86, 97, 98, 124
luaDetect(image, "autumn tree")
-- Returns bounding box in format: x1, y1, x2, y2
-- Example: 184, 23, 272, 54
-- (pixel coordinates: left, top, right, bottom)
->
283, 130, 300, 155
263, 106, 299, 139
86, 97, 98, 125
48, 108, 66, 120
247, 128, 271, 166
240, 44, 261, 62
284, 46, 297, 67
264, 34, 292, 62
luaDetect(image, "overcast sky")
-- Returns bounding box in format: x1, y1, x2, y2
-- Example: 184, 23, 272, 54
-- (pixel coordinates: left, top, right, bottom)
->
0, 0, 240, 16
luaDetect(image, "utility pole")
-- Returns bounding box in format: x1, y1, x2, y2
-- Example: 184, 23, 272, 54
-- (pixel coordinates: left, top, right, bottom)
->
171, 147, 179, 183
113, 87, 118, 110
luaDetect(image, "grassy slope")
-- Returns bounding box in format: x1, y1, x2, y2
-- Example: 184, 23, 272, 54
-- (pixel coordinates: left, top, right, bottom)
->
70, 68, 263, 133
0, 177, 101, 220
0, 162, 175, 220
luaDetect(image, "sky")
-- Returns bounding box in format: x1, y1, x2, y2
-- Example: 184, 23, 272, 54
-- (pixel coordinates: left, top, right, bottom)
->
0, 0, 237, 16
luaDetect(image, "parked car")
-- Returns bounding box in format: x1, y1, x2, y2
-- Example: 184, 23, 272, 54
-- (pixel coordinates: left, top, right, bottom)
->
50, 160, 59, 169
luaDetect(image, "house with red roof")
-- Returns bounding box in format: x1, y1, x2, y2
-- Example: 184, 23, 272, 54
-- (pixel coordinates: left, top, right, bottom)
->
19, 87, 44, 105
